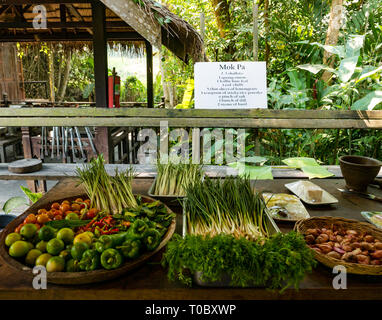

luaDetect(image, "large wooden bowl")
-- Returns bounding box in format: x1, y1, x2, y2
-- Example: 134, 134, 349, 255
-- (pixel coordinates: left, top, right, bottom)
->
0, 194, 176, 285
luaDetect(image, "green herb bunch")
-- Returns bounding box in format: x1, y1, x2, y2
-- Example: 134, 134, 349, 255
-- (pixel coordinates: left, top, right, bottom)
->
76, 155, 138, 214
185, 176, 269, 240
162, 232, 316, 292
154, 162, 203, 196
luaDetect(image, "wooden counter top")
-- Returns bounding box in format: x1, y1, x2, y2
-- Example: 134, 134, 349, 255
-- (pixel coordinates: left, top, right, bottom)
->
0, 178, 382, 300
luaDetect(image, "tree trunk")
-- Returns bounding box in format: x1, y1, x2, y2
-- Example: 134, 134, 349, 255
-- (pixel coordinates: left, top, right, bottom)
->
48, 44, 55, 102
210, 0, 231, 38
58, 49, 72, 102
264, 0, 270, 65
321, 0, 344, 83
56, 51, 63, 97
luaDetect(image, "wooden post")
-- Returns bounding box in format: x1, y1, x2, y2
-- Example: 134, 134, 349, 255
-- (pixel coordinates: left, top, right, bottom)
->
192, 12, 205, 164
146, 40, 154, 108
92, 1, 111, 162
253, 1, 261, 156
92, 1, 108, 108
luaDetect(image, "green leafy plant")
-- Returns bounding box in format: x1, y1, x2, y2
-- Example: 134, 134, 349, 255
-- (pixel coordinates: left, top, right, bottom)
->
0, 186, 41, 214
162, 232, 316, 292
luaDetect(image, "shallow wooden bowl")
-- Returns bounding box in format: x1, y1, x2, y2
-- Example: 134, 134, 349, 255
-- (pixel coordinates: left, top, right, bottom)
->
0, 194, 176, 285
295, 216, 382, 275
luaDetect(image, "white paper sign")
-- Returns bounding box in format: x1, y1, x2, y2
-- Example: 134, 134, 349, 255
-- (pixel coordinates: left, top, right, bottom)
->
194, 62, 267, 109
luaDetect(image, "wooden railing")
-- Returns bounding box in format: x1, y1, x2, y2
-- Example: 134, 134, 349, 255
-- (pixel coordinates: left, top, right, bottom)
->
0, 108, 381, 129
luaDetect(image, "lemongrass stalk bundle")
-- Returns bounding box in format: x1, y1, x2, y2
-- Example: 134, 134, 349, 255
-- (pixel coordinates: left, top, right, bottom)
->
154, 162, 203, 196
76, 155, 137, 214
185, 176, 269, 240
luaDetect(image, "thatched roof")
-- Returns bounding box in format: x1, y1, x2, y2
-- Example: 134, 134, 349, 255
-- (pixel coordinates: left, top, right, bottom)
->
0, 0, 206, 62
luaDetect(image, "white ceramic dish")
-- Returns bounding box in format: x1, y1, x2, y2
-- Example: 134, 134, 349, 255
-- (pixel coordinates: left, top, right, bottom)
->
262, 193, 310, 222
285, 180, 338, 205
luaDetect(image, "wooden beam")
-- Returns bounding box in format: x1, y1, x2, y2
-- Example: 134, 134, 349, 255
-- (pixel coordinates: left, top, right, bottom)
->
13, 5, 27, 23
0, 32, 144, 42
0, 6, 11, 17
92, 1, 108, 108
0, 108, 380, 120
0, 117, 381, 129
0, 0, 91, 4
0, 21, 130, 29
60, 4, 67, 23
146, 40, 154, 109
66, 4, 93, 35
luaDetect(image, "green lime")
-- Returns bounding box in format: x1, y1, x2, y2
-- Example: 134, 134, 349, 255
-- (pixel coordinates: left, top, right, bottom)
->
25, 249, 42, 266
46, 238, 65, 256
57, 228, 75, 244
65, 212, 79, 220
38, 226, 56, 241
35, 253, 52, 267
26, 242, 34, 250
20, 224, 38, 239
59, 249, 71, 261
5, 233, 22, 247
46, 256, 65, 272
70, 242, 89, 260
35, 240, 47, 253
9, 241, 31, 258
66, 259, 81, 272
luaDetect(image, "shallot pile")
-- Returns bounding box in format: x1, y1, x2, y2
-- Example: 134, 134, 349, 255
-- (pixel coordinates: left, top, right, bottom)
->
304, 226, 382, 265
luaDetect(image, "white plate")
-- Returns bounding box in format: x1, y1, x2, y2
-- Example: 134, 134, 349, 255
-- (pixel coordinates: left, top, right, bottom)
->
262, 193, 310, 222
285, 180, 338, 205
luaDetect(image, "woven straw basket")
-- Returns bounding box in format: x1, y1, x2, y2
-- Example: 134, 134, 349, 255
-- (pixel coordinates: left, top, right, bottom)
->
295, 216, 382, 275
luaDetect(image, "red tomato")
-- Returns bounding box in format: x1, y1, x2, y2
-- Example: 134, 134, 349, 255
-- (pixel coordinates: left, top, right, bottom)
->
54, 215, 63, 221
60, 204, 70, 213
86, 208, 98, 220
37, 214, 50, 224
71, 203, 81, 212
37, 209, 47, 215
51, 202, 60, 210
25, 214, 37, 224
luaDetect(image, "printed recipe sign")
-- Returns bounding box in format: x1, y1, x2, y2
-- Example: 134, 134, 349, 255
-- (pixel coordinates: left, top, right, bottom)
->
195, 62, 267, 109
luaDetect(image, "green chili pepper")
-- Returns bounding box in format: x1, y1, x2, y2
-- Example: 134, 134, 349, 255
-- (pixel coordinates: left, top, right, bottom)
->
66, 259, 81, 272
131, 219, 149, 235
100, 248, 123, 270
95, 232, 129, 253
79, 249, 100, 271
143, 229, 161, 251
118, 239, 142, 260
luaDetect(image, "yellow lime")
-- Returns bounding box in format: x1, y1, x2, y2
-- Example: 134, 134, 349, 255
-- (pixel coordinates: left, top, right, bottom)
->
73, 233, 92, 246
9, 241, 31, 258
46, 256, 65, 272
25, 249, 42, 266
35, 253, 52, 267
46, 238, 65, 256
5, 233, 22, 247
35, 240, 47, 253
20, 224, 38, 239
57, 228, 75, 244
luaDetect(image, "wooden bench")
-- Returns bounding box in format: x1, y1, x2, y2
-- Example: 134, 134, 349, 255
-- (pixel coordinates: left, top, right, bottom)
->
0, 135, 22, 163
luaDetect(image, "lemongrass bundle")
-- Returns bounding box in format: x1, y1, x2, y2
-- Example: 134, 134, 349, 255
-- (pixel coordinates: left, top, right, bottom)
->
154, 162, 203, 196
184, 176, 269, 240
76, 155, 138, 214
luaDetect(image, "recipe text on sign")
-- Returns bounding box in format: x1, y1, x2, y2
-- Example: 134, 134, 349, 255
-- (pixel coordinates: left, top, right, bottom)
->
194, 62, 267, 109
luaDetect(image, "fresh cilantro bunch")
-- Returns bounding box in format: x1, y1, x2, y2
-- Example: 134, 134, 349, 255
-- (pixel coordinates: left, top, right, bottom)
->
162, 232, 316, 292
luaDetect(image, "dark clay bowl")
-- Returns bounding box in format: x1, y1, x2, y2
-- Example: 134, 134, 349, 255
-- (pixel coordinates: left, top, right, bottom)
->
0, 214, 17, 231
339, 155, 382, 191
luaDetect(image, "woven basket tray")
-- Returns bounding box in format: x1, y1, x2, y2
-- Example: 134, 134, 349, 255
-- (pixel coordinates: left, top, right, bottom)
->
294, 216, 382, 275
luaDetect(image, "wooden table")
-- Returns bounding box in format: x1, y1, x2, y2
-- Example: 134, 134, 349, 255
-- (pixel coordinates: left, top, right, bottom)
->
0, 178, 382, 300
